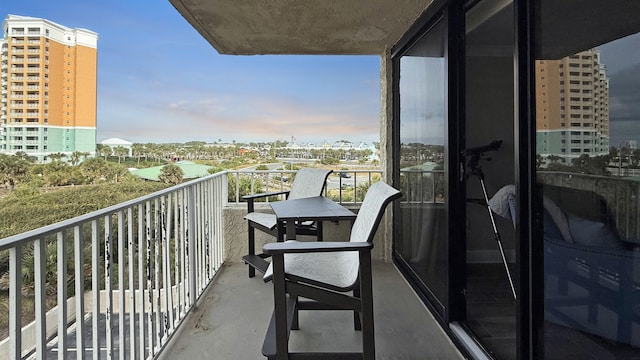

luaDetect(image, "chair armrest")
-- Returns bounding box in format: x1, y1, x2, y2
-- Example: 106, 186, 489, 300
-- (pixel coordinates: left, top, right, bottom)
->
263, 241, 372, 255
242, 190, 290, 201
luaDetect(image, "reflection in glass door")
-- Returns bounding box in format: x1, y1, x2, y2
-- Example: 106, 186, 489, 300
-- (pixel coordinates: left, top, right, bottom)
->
534, 1, 640, 358
464, 1, 516, 359
395, 18, 449, 314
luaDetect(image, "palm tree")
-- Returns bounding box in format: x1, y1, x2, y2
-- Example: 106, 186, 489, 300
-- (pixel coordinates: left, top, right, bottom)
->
0, 154, 32, 190
14, 151, 36, 164
48, 152, 66, 162
79, 157, 109, 183
69, 151, 89, 166
158, 164, 184, 185
131, 143, 146, 165
547, 155, 562, 164
113, 146, 129, 164
96, 144, 112, 160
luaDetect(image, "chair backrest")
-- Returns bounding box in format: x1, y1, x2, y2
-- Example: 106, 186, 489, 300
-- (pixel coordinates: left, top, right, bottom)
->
350, 181, 401, 244
287, 168, 333, 200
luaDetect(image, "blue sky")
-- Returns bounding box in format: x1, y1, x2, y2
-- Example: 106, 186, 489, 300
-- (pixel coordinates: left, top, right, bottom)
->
1, 1, 381, 144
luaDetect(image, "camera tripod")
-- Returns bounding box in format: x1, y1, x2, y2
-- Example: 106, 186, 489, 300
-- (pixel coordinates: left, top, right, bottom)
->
464, 140, 516, 300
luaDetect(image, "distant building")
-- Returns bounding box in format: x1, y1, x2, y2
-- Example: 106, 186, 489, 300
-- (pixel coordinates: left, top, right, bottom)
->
535, 48, 610, 165
357, 142, 378, 161
0, 15, 98, 162
101, 137, 133, 156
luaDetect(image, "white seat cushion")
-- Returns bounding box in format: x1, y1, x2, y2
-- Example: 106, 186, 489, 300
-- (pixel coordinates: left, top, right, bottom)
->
263, 241, 359, 290
244, 212, 277, 230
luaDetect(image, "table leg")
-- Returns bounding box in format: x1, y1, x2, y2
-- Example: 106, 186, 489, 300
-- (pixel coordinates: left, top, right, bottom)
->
286, 220, 296, 241
277, 220, 285, 242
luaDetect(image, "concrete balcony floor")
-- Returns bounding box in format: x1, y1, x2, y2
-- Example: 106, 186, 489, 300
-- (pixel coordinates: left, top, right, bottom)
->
159, 261, 464, 359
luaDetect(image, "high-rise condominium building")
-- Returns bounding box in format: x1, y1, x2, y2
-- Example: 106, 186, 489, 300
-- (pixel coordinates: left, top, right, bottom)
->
0, 14, 98, 162
535, 48, 610, 165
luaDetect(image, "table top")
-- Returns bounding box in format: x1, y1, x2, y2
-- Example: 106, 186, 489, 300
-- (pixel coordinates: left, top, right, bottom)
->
269, 196, 356, 222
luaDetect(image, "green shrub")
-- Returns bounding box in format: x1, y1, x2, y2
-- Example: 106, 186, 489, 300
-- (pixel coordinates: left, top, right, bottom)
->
0, 182, 169, 239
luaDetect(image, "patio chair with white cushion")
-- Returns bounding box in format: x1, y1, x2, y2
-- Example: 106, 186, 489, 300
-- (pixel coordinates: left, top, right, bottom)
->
242, 167, 333, 277
261, 181, 401, 360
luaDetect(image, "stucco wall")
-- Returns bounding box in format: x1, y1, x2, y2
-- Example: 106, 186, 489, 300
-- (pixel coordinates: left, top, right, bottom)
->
223, 203, 391, 263
380, 49, 395, 261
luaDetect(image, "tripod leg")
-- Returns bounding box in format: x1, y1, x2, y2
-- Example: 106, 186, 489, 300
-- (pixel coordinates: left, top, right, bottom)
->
479, 178, 517, 300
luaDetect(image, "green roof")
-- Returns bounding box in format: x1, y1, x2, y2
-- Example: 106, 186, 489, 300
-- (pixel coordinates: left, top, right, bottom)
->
130, 161, 213, 182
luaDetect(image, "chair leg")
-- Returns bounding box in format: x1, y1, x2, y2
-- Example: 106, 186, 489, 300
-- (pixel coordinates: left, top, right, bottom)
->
248, 225, 256, 278
359, 253, 375, 360
272, 254, 289, 359
291, 295, 299, 330
353, 287, 362, 330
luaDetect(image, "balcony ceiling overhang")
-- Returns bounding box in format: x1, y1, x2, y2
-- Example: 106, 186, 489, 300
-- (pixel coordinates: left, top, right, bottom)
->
168, 0, 434, 55
537, 0, 640, 59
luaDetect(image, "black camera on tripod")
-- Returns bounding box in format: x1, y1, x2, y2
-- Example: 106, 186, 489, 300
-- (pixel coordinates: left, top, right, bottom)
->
464, 140, 502, 181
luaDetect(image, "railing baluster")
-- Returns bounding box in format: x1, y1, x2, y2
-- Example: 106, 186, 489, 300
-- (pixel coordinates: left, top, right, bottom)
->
235, 171, 240, 203
91, 220, 99, 360
154, 198, 162, 347
204, 184, 211, 279
211, 179, 218, 272
57, 232, 67, 360
117, 211, 125, 360
432, 173, 436, 204
250, 172, 255, 195
74, 225, 85, 360
196, 184, 202, 291
174, 191, 182, 318
9, 244, 23, 359
353, 172, 357, 204
160, 194, 169, 340
200, 183, 205, 287
104, 215, 114, 359
187, 186, 196, 308
180, 189, 187, 312
145, 200, 154, 355
266, 172, 271, 195
34, 237, 46, 360
165, 192, 175, 333
127, 208, 137, 360
137, 204, 146, 360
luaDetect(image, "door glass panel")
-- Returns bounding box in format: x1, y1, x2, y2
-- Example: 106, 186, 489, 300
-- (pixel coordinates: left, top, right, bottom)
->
396, 19, 448, 310
464, 1, 516, 359
535, 1, 640, 358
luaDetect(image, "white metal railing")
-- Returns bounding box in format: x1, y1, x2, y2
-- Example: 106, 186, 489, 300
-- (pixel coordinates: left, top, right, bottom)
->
539, 171, 640, 242
400, 169, 445, 204
0, 172, 228, 359
226, 168, 382, 204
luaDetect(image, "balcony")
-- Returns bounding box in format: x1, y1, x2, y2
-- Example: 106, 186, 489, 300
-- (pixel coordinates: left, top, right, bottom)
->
0, 170, 462, 359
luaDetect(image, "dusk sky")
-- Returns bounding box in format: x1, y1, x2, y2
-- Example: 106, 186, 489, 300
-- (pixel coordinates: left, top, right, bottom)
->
2, 2, 637, 147
0, 1, 381, 145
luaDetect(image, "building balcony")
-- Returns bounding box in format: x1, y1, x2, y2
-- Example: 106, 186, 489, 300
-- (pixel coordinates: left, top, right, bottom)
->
4, 168, 636, 359
0, 170, 463, 360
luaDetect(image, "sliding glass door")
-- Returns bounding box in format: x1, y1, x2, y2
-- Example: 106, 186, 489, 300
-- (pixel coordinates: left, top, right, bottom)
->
463, 1, 517, 359
534, 0, 640, 358
394, 17, 449, 315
